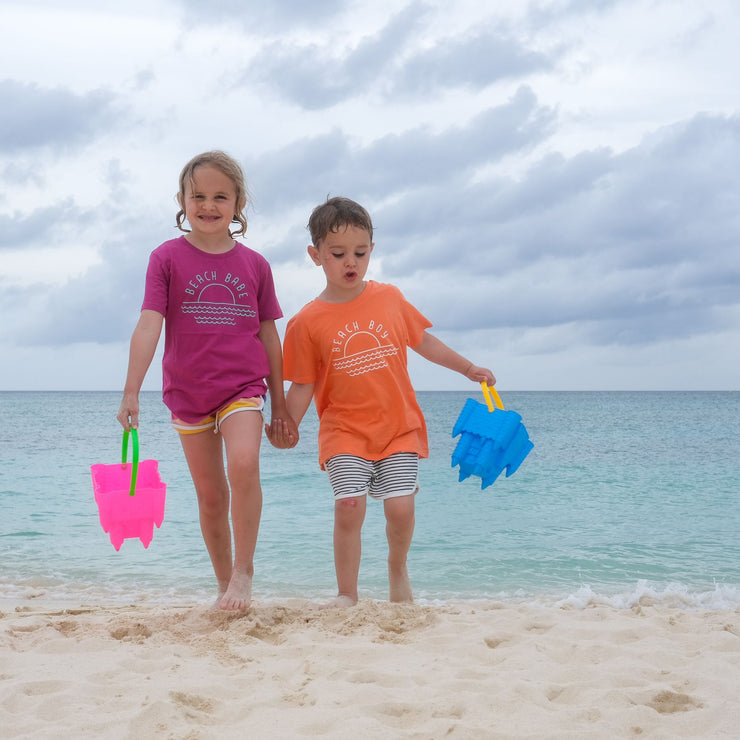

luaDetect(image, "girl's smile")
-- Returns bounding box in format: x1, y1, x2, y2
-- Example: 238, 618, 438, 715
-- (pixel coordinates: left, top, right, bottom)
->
180, 165, 244, 252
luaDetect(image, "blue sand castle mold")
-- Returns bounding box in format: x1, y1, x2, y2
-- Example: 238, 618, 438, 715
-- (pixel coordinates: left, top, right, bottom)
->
451, 384, 533, 489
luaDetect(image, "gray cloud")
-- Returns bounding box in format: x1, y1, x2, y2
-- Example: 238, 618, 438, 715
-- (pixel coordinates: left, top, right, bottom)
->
246, 86, 556, 218
241, 4, 554, 109
391, 28, 554, 97
176, 0, 345, 29
526, 0, 622, 27
0, 200, 97, 250
0, 80, 116, 152
388, 112, 740, 267
389, 112, 740, 347
0, 164, 166, 346
8, 217, 167, 347
1, 161, 45, 188
24, 259, 146, 345
243, 3, 428, 109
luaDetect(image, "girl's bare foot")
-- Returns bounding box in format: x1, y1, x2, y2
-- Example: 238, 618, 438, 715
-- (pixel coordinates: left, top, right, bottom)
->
319, 594, 357, 610
219, 570, 252, 611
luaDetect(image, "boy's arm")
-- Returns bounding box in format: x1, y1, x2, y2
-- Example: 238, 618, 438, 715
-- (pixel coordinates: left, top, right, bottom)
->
265, 381, 314, 448
412, 330, 496, 385
259, 319, 299, 448
286, 382, 315, 425
117, 309, 164, 430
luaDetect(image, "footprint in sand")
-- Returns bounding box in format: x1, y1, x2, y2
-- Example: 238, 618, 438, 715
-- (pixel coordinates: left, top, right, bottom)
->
484, 636, 512, 649
647, 690, 702, 714
109, 622, 153, 642
169, 690, 216, 715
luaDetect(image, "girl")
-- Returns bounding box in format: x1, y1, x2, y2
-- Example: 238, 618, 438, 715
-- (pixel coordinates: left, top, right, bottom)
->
117, 151, 298, 611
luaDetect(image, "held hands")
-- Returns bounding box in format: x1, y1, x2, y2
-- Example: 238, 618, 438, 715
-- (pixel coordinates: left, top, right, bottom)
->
265, 415, 300, 449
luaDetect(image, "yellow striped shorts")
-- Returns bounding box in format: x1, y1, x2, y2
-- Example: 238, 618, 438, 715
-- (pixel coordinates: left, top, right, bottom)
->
172, 397, 265, 435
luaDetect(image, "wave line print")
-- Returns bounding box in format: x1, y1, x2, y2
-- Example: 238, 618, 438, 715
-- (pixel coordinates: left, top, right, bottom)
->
181, 283, 255, 326
332, 331, 398, 376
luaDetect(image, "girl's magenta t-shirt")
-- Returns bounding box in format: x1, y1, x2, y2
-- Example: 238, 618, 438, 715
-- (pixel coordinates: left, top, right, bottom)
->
142, 236, 282, 422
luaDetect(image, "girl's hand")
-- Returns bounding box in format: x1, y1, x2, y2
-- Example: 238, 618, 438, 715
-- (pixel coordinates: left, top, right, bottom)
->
117, 394, 139, 430
265, 416, 299, 449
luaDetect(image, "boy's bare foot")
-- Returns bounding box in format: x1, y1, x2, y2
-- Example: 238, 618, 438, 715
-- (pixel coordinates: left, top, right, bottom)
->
389, 564, 413, 603
319, 594, 357, 610
219, 570, 252, 611
210, 589, 227, 611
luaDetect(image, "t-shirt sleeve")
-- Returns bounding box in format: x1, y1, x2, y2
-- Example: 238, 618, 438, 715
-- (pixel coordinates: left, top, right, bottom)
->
283, 313, 318, 383
397, 287, 433, 348
255, 255, 283, 321
141, 249, 169, 315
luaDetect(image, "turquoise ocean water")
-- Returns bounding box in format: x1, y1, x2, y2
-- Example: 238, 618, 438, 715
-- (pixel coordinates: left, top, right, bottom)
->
1, 391, 738, 609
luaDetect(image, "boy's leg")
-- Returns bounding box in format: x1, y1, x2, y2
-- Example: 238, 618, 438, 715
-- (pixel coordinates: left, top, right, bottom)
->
218, 410, 264, 611
179, 430, 233, 603
384, 494, 415, 602
331, 495, 367, 606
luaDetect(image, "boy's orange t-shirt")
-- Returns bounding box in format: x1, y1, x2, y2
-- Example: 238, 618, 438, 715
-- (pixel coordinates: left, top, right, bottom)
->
283, 281, 432, 468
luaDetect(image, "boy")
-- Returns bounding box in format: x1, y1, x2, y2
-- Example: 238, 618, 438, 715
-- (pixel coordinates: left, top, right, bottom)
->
267, 197, 495, 607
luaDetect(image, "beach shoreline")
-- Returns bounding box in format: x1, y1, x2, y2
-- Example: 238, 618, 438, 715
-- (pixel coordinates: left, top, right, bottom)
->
2, 598, 738, 738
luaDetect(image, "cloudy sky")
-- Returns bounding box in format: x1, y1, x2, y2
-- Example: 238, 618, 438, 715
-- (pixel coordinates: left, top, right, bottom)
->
1, 0, 738, 392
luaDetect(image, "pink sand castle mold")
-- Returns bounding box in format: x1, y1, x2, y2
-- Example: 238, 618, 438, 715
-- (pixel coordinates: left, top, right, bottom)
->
90, 429, 166, 550
451, 382, 534, 489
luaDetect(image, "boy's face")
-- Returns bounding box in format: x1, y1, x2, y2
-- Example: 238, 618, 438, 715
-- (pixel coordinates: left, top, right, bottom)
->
308, 225, 374, 300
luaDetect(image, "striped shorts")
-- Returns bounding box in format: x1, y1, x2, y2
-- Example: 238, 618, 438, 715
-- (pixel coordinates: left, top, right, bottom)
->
324, 452, 420, 501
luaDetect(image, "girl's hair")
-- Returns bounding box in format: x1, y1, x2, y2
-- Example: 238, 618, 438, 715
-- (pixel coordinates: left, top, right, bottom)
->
307, 196, 374, 245
175, 150, 250, 236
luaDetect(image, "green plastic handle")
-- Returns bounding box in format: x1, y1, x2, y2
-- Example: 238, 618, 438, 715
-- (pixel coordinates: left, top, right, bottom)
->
121, 428, 140, 497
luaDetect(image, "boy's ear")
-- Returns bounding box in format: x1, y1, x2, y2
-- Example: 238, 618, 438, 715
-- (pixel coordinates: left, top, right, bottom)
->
307, 244, 321, 265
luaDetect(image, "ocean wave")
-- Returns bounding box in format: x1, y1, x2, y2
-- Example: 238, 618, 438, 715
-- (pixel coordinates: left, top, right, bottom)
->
549, 581, 740, 610
3, 577, 739, 611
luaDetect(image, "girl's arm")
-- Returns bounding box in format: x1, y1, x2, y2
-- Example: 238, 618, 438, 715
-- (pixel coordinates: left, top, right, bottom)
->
117, 309, 164, 430
259, 319, 299, 448
412, 330, 496, 385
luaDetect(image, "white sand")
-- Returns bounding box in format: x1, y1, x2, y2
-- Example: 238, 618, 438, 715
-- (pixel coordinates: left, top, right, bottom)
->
1, 599, 738, 738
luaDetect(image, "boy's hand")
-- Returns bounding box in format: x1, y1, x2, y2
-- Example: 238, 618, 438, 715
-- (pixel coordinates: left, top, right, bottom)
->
265, 416, 299, 449
464, 365, 496, 386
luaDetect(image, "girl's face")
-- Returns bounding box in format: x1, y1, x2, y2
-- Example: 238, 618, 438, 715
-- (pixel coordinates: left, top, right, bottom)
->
180, 165, 243, 247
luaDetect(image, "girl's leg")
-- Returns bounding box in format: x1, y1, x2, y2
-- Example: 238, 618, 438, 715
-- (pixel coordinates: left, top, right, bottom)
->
330, 495, 367, 606
384, 494, 415, 602
179, 430, 233, 602
218, 410, 264, 610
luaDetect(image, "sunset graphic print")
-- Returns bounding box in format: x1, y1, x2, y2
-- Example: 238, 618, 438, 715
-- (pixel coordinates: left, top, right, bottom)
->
331, 320, 399, 376
180, 270, 257, 326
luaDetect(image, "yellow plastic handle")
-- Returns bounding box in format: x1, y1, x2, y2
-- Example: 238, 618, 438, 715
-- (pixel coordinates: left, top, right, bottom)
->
481, 381, 504, 412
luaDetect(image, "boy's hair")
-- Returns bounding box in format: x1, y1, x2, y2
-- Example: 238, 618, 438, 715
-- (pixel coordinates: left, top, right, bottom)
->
175, 150, 251, 236
307, 196, 374, 246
